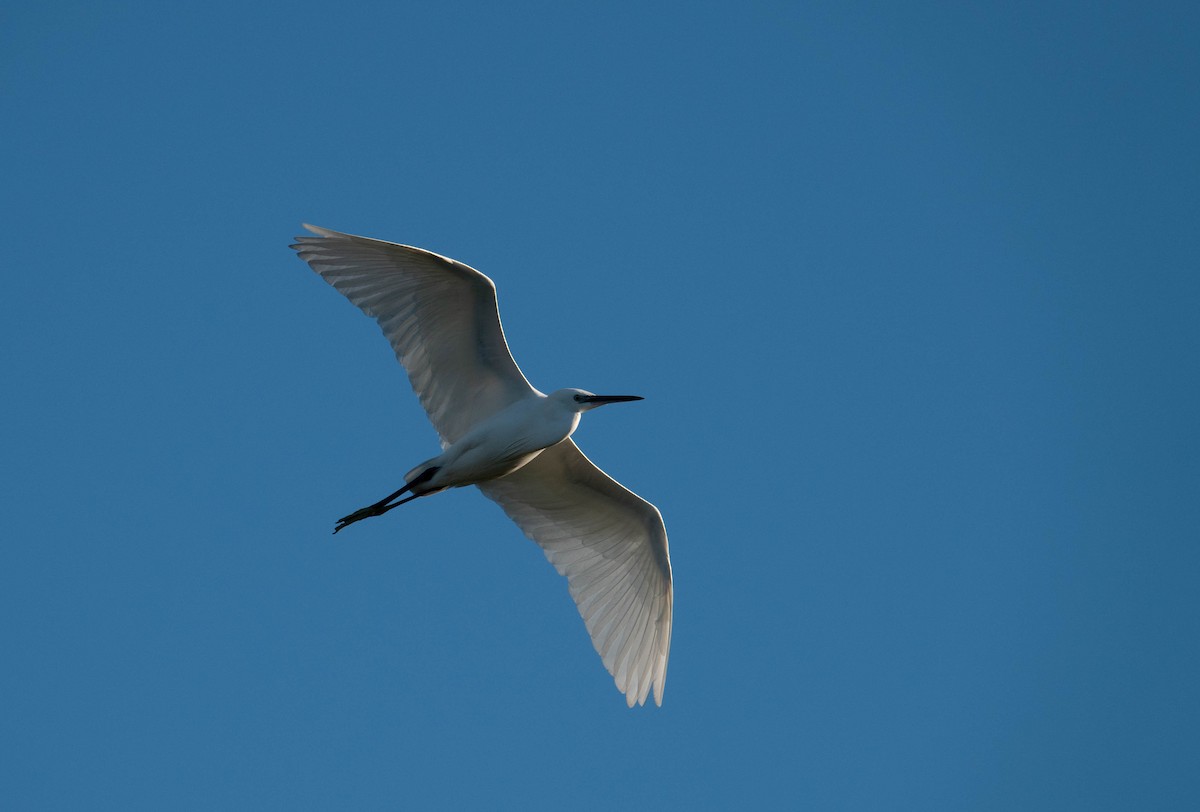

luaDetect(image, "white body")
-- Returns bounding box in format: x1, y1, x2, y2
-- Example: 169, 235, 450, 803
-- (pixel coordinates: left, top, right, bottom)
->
410, 390, 584, 494
293, 225, 673, 707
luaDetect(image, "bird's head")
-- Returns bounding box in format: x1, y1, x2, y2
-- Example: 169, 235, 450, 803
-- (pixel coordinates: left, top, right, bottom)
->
550, 388, 644, 413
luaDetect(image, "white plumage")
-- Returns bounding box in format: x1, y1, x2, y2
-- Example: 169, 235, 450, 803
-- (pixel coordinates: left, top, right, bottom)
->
292, 225, 672, 707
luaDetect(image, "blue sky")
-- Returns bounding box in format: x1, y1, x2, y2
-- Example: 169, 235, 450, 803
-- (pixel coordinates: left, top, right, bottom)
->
3, 2, 1198, 809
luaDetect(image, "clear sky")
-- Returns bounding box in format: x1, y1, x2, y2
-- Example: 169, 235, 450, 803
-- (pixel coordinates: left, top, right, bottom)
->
3, 2, 1198, 809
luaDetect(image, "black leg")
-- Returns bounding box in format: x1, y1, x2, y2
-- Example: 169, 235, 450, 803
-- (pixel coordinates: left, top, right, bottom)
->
331, 467, 441, 534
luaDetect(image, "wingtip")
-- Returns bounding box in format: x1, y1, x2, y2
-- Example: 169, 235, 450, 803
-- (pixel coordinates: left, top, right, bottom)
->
293, 223, 339, 251
619, 674, 662, 708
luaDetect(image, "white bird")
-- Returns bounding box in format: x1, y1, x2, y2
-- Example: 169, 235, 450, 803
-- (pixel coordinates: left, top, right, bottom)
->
292, 225, 673, 707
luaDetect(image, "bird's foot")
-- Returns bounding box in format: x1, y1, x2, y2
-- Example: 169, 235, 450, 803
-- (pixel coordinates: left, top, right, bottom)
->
331, 484, 427, 534
332, 505, 382, 534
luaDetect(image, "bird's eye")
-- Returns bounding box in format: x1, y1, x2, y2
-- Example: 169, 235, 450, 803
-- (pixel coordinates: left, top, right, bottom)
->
573, 394, 585, 402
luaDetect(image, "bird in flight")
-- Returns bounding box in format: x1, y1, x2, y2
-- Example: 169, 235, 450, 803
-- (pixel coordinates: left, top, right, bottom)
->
292, 225, 673, 707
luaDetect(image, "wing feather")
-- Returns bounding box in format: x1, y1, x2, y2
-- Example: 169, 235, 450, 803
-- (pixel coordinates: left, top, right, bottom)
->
292, 225, 536, 444
478, 440, 673, 707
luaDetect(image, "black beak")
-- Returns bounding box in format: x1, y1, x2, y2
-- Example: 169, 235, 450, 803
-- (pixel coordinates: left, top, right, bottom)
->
582, 394, 644, 406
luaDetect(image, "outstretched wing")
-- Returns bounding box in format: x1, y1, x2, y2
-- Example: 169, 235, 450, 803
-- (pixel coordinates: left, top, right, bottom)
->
478, 440, 673, 707
292, 225, 537, 445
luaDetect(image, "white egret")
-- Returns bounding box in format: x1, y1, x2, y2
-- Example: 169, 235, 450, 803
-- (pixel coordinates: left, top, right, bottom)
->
292, 225, 673, 707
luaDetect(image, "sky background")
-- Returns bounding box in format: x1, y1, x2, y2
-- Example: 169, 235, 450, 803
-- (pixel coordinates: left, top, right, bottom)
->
3, 2, 1198, 809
